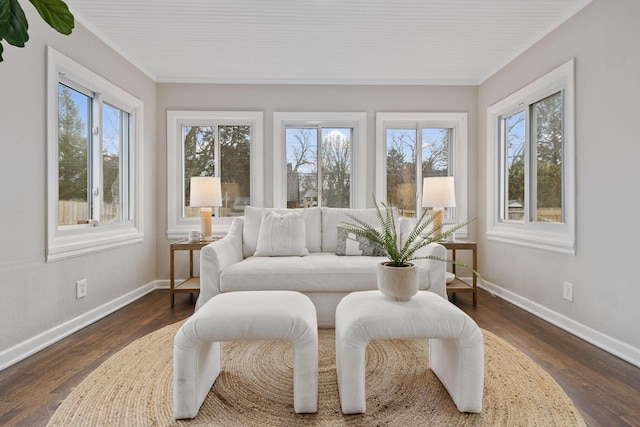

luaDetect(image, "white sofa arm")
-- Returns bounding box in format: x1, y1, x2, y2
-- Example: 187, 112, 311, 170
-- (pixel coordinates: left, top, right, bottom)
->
411, 242, 447, 299
195, 217, 244, 311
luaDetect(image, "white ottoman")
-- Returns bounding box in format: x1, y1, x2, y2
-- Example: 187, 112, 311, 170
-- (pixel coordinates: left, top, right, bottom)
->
173, 291, 318, 419
335, 290, 484, 414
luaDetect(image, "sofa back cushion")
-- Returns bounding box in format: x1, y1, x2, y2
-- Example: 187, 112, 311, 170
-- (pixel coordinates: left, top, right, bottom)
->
322, 207, 399, 253
243, 206, 322, 258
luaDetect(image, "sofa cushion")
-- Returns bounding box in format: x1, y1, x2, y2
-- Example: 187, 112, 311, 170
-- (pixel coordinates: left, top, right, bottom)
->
219, 252, 429, 293
254, 211, 309, 257
243, 206, 321, 257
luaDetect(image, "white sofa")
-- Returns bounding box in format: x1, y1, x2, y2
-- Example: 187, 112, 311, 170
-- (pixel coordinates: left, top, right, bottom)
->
197, 206, 446, 327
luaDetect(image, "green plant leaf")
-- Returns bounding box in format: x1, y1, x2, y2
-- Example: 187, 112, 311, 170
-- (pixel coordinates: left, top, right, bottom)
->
0, 41, 4, 61
3, 0, 29, 47
29, 0, 74, 35
340, 194, 493, 293
0, 0, 11, 37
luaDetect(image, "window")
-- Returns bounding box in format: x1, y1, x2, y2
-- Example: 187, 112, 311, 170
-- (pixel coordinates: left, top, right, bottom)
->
376, 113, 468, 237
273, 113, 366, 208
167, 111, 263, 238
47, 47, 143, 261
285, 126, 352, 208
182, 125, 251, 217
487, 59, 575, 254
57, 83, 131, 226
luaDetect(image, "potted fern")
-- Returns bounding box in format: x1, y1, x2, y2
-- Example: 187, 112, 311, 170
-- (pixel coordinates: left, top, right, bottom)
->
341, 197, 478, 301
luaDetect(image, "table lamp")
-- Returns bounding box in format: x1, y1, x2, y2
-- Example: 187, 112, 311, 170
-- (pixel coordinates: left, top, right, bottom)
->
189, 176, 222, 241
422, 176, 456, 239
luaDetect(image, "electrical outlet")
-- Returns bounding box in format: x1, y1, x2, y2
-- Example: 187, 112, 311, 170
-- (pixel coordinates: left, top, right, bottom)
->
76, 279, 87, 299
562, 281, 573, 302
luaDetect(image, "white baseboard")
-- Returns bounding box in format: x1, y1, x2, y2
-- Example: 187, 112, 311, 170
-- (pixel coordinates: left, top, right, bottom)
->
487, 280, 640, 369
155, 279, 170, 289
0, 280, 161, 371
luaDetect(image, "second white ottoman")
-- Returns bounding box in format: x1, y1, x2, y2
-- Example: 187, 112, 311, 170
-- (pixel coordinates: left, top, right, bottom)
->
335, 290, 484, 414
173, 291, 318, 419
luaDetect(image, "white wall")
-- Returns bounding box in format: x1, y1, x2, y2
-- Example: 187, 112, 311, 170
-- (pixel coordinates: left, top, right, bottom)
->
0, 7, 157, 367
478, 0, 640, 364
156, 84, 478, 280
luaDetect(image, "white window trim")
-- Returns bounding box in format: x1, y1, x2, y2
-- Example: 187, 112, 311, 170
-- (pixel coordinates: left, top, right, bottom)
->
375, 112, 469, 239
46, 46, 144, 262
486, 59, 575, 255
166, 110, 264, 239
273, 112, 367, 208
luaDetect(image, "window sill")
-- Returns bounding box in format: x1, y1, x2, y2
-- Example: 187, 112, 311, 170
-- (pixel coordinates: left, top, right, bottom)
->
167, 217, 234, 240
486, 228, 575, 255
47, 226, 143, 262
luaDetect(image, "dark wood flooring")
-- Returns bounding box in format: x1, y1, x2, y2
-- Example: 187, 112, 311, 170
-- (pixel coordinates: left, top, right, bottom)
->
1, 290, 639, 426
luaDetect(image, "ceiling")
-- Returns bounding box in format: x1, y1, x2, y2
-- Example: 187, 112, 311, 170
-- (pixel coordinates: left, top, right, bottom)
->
65, 0, 592, 85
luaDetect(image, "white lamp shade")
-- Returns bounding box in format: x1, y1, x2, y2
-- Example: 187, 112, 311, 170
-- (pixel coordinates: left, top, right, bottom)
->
189, 176, 222, 207
422, 176, 456, 208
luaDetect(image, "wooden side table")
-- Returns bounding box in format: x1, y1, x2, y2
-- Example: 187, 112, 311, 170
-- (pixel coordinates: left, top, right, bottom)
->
170, 239, 212, 307
441, 240, 478, 305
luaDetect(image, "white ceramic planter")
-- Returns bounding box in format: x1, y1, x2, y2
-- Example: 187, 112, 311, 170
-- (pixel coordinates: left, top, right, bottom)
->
377, 262, 418, 301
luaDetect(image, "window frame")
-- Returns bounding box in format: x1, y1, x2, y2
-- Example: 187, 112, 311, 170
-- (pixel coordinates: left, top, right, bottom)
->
273, 112, 366, 208
46, 47, 144, 262
375, 112, 469, 239
166, 110, 264, 239
486, 59, 575, 254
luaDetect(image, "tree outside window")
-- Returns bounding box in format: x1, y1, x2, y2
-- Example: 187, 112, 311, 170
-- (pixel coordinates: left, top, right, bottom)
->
286, 127, 352, 208
102, 103, 128, 223
533, 92, 563, 223
57, 84, 130, 226
500, 91, 563, 224
385, 127, 451, 217
182, 125, 251, 217
58, 85, 89, 225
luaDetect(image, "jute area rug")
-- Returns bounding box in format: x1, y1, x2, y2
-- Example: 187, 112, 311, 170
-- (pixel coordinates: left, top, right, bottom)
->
47, 321, 585, 426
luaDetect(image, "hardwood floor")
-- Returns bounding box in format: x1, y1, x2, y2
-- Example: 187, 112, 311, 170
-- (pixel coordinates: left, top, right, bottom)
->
1, 289, 639, 426
454, 292, 640, 427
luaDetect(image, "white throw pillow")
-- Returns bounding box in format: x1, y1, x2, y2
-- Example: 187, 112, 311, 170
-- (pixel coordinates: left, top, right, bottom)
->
242, 206, 322, 257
254, 211, 309, 257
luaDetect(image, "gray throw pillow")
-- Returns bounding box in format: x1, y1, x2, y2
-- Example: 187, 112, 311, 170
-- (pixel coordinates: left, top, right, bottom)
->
335, 226, 385, 256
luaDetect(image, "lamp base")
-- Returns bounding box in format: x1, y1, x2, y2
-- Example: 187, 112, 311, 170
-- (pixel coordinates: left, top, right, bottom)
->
200, 207, 213, 240
432, 208, 444, 239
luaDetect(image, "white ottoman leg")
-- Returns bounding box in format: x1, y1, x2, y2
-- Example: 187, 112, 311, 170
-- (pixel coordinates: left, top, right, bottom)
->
335, 321, 368, 414
293, 328, 318, 413
173, 323, 222, 419
429, 327, 484, 413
